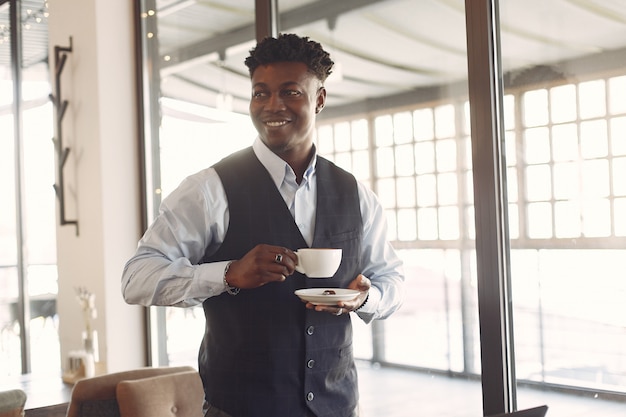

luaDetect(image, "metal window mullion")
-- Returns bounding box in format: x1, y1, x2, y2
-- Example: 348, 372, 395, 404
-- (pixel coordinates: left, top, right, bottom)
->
455, 99, 477, 374
514, 93, 527, 240
465, 0, 516, 415
255, 0, 278, 41
10, 0, 32, 375
366, 114, 386, 363
605, 77, 617, 236
136, 0, 167, 367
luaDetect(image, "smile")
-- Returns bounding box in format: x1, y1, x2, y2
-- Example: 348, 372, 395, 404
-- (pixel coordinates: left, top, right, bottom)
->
265, 121, 289, 127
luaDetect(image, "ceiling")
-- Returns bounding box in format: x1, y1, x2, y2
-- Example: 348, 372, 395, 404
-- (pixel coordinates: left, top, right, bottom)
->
152, 0, 626, 119
2, 0, 626, 119
0, 0, 49, 69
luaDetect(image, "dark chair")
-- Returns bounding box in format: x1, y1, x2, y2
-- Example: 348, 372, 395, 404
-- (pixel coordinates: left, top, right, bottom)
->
487, 405, 548, 417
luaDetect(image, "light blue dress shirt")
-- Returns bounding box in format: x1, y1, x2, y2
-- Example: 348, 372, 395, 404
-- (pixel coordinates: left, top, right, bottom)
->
122, 138, 404, 322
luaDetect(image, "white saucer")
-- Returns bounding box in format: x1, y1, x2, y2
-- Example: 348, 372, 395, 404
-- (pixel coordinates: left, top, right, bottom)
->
294, 288, 360, 305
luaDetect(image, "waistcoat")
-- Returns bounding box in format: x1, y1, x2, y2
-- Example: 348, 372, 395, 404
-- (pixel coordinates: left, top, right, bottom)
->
199, 147, 362, 417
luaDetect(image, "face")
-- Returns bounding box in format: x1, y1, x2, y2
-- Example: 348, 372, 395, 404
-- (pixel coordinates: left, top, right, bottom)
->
249, 61, 326, 158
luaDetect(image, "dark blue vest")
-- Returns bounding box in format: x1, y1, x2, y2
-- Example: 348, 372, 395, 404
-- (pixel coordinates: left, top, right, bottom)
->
199, 147, 362, 417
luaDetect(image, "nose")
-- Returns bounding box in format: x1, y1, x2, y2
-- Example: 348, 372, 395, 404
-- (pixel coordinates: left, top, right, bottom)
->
266, 93, 286, 111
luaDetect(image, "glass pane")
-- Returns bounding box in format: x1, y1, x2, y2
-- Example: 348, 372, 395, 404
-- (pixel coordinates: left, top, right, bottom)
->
375, 115, 394, 146
500, 0, 626, 413
141, 1, 481, 415
0, 4, 19, 370
523, 89, 548, 127
396, 177, 416, 208
413, 108, 434, 141
436, 139, 457, 172
609, 76, 626, 114
138, 0, 257, 368
612, 117, 626, 155
300, 1, 478, 413
579, 79, 606, 119
551, 124, 578, 161
334, 151, 352, 172
437, 172, 458, 205
550, 84, 576, 123
351, 119, 369, 150
416, 174, 437, 207
394, 112, 413, 144
415, 141, 436, 174
0, 267, 21, 375
395, 144, 415, 176
376, 146, 395, 178
22, 60, 59, 375
434, 104, 455, 139
334, 122, 351, 152
1, 0, 57, 376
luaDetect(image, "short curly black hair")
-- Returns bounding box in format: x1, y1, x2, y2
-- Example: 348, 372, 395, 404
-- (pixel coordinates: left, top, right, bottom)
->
244, 33, 334, 82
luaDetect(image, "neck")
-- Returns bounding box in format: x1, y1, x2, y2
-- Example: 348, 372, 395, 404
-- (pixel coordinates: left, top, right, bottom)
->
281, 147, 314, 184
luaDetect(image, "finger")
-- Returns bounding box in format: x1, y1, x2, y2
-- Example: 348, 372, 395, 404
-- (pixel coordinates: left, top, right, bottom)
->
357, 274, 371, 289
272, 249, 296, 274
271, 246, 296, 258
265, 268, 288, 282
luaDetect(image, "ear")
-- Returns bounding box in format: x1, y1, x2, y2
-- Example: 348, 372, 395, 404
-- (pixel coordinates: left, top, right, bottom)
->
315, 87, 327, 114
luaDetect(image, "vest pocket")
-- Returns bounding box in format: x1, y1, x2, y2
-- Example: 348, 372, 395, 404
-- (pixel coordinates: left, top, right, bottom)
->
327, 228, 361, 245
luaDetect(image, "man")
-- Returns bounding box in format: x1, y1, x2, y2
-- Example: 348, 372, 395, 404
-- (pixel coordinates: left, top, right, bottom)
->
122, 33, 404, 417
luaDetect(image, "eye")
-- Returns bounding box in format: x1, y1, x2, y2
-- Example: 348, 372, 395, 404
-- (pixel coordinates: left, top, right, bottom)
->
252, 90, 268, 99
282, 89, 302, 97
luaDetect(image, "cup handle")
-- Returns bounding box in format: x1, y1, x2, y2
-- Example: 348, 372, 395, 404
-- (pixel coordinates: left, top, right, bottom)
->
294, 251, 305, 274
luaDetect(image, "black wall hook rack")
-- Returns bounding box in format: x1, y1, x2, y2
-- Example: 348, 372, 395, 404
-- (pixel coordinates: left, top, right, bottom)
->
50, 37, 79, 235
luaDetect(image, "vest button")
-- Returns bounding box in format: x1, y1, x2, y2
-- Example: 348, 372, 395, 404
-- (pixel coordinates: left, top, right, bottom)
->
307, 359, 315, 368
307, 326, 315, 335
307, 392, 315, 402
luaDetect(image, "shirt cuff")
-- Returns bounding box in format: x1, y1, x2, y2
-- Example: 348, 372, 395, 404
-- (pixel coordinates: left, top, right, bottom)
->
194, 260, 234, 296
356, 285, 381, 316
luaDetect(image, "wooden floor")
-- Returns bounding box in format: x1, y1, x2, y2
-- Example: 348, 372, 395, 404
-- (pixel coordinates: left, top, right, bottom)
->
356, 362, 626, 417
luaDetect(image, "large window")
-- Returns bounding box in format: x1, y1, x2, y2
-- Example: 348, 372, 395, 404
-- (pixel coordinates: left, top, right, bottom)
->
503, 72, 626, 397
315, 71, 626, 405
0, 0, 58, 376
316, 101, 480, 375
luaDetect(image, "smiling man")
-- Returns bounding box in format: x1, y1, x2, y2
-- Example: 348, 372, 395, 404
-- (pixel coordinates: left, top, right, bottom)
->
122, 33, 405, 417
248, 60, 324, 176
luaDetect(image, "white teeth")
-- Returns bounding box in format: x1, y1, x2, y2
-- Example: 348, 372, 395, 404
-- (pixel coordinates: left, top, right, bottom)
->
266, 121, 287, 127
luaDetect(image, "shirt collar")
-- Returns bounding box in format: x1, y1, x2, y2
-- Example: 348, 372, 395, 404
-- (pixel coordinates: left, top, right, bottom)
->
252, 137, 317, 188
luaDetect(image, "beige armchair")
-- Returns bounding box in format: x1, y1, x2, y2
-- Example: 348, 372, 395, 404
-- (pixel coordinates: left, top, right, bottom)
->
66, 366, 202, 417
116, 370, 204, 417
0, 389, 27, 417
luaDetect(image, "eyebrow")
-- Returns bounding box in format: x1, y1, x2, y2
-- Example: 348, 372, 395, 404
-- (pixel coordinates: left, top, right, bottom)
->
252, 81, 302, 89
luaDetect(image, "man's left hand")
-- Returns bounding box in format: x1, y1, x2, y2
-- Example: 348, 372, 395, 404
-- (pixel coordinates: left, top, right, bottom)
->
305, 274, 370, 316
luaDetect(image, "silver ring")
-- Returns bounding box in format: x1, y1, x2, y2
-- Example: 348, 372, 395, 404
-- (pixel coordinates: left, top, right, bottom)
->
275, 254, 283, 263
335, 308, 342, 316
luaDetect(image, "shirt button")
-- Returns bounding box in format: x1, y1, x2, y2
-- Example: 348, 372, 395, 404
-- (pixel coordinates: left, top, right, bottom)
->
306, 392, 314, 402
307, 359, 315, 368
307, 326, 315, 335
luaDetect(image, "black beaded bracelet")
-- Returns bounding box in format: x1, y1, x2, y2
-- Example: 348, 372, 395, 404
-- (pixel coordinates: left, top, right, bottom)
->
223, 261, 240, 296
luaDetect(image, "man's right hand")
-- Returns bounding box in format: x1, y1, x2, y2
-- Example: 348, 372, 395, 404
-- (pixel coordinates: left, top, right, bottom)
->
224, 244, 297, 289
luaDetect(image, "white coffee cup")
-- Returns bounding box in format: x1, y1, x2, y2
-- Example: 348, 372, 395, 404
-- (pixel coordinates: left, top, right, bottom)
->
295, 248, 342, 278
